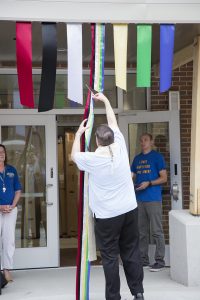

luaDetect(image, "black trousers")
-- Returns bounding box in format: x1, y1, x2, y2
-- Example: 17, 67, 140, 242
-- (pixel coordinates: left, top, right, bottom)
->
95, 208, 144, 300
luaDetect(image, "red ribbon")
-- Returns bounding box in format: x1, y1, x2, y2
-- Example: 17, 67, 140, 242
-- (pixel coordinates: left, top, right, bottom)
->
16, 22, 34, 108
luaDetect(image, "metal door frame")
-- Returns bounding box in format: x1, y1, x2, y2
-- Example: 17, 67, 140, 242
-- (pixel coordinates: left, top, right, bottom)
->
119, 110, 182, 265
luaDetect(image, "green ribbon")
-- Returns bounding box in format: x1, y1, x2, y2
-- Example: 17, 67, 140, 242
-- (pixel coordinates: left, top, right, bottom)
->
137, 25, 152, 87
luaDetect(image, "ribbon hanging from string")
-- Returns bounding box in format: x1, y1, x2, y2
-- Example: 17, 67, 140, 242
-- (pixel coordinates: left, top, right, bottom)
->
16, 22, 34, 108
160, 24, 175, 93
137, 25, 152, 87
113, 24, 128, 91
67, 23, 83, 104
80, 97, 95, 300
77, 22, 105, 300
76, 23, 96, 300
38, 23, 57, 112
94, 23, 105, 92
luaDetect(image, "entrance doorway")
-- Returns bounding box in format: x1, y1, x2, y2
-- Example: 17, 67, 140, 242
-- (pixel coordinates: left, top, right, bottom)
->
57, 111, 181, 267
57, 125, 79, 267
57, 115, 107, 267
119, 110, 182, 265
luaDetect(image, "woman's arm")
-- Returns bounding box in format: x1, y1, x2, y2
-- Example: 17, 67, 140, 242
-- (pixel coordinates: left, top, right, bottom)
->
11, 190, 21, 209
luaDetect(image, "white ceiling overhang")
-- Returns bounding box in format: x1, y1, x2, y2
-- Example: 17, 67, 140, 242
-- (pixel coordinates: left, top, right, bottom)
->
1, 0, 200, 23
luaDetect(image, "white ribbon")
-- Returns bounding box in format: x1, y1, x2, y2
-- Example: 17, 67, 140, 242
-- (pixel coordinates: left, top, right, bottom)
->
67, 24, 83, 104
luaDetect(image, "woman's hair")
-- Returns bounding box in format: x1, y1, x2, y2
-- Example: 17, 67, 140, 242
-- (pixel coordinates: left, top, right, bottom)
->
0, 144, 7, 165
95, 124, 114, 146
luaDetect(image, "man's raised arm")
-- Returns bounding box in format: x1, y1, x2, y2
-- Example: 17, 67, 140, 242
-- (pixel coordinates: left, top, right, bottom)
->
93, 93, 118, 129
71, 119, 89, 161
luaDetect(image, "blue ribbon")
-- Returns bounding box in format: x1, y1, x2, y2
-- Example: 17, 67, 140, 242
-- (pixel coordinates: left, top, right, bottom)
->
160, 25, 175, 93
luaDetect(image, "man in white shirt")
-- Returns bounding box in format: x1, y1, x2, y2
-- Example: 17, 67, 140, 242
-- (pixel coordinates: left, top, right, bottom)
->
71, 93, 144, 300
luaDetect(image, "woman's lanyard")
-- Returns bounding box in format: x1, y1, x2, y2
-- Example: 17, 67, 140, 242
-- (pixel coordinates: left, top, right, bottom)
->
0, 168, 6, 193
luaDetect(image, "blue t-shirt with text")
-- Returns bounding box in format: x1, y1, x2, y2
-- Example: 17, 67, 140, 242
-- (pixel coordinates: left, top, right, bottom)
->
131, 150, 166, 202
0, 165, 22, 205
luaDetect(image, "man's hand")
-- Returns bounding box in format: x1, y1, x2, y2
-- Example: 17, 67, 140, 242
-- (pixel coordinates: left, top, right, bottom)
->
92, 93, 109, 104
76, 119, 90, 137
136, 181, 150, 191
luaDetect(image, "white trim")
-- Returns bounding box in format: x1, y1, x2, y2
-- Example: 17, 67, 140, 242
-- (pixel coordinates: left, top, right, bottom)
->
1, 1, 200, 23
0, 108, 121, 115
0, 68, 119, 75
0, 114, 59, 269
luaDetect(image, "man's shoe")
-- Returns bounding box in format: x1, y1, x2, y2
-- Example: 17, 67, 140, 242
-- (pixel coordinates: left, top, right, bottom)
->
149, 262, 165, 272
1, 272, 8, 288
133, 293, 144, 299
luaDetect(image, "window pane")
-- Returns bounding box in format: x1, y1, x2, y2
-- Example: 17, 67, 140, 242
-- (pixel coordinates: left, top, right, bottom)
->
123, 73, 147, 110
0, 73, 118, 109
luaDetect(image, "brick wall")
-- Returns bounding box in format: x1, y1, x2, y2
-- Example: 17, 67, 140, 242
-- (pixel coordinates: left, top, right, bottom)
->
151, 61, 193, 242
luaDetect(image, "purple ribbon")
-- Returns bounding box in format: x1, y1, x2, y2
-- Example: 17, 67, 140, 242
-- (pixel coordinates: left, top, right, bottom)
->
160, 25, 175, 93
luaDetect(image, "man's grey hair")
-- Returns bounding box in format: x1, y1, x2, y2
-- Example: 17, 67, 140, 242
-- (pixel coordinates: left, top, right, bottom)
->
95, 124, 114, 146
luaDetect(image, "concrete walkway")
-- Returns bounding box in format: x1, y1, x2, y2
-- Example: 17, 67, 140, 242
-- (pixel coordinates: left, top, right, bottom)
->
1, 266, 200, 300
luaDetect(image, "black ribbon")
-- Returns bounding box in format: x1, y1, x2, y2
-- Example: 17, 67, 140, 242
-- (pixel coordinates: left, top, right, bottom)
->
38, 23, 57, 112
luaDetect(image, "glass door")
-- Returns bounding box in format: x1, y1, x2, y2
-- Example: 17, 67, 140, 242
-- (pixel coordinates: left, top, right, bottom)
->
0, 114, 59, 269
119, 110, 182, 265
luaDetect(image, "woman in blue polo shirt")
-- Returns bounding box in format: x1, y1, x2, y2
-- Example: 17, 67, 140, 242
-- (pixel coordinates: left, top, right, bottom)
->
0, 144, 22, 282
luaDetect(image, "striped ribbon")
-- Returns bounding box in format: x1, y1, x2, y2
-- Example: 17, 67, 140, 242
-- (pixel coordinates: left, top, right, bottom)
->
94, 24, 105, 92
80, 96, 94, 300
160, 24, 175, 93
16, 22, 34, 108
77, 21, 105, 300
76, 24, 96, 300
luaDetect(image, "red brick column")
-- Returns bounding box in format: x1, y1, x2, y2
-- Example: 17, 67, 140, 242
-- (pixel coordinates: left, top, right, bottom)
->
151, 61, 193, 242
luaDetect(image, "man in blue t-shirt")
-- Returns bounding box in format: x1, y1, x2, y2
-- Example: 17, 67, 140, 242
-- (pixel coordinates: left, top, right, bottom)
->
131, 133, 167, 272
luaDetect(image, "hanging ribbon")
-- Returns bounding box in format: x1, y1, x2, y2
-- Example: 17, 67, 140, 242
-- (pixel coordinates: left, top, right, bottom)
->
113, 24, 128, 91
67, 24, 83, 104
160, 24, 175, 93
80, 97, 95, 300
94, 24, 105, 92
137, 25, 152, 87
76, 23, 97, 300
16, 22, 34, 108
38, 23, 57, 112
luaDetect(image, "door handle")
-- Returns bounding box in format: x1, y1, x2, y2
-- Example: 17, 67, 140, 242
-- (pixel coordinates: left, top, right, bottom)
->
46, 183, 53, 189
46, 201, 53, 206
171, 183, 179, 201
46, 184, 53, 206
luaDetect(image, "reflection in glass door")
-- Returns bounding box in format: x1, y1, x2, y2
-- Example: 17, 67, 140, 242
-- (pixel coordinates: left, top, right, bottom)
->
0, 115, 58, 269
